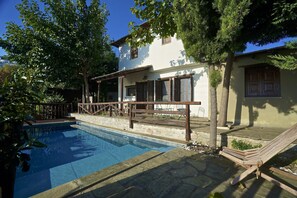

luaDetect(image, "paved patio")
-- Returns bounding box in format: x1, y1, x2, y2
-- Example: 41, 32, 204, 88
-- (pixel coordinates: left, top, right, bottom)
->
34, 148, 296, 198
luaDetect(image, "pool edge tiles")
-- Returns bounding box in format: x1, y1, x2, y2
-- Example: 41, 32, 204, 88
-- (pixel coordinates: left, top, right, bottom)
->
75, 121, 185, 149
15, 122, 176, 198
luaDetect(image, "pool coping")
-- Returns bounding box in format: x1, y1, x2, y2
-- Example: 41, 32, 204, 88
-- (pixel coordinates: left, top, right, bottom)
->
75, 121, 187, 148
23, 120, 76, 126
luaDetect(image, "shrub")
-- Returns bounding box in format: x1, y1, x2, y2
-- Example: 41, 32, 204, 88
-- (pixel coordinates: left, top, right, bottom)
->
231, 139, 262, 150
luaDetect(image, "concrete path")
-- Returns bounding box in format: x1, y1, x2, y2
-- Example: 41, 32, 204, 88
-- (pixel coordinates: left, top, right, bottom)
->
34, 148, 296, 198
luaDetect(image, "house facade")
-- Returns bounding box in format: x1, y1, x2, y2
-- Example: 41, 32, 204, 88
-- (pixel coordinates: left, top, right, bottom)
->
217, 47, 297, 128
111, 35, 209, 117
107, 32, 296, 128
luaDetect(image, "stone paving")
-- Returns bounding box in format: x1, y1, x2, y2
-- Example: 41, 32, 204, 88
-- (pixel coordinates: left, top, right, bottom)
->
34, 148, 296, 198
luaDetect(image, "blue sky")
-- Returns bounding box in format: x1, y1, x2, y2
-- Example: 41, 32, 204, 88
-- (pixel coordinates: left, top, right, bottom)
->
0, 0, 294, 57
0, 0, 142, 56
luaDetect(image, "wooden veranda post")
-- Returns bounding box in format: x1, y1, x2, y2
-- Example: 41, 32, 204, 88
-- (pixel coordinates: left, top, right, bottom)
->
129, 103, 133, 129
97, 81, 101, 102
119, 76, 124, 115
185, 104, 191, 141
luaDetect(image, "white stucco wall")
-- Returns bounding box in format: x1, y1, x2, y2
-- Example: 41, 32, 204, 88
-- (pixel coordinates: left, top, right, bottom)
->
116, 36, 209, 117
118, 36, 195, 71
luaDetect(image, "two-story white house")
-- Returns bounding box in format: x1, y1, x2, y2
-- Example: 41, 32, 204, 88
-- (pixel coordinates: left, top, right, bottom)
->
100, 34, 210, 118
91, 26, 297, 128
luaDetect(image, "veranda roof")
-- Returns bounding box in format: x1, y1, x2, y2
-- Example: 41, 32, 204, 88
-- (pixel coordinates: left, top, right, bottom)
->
91, 65, 152, 82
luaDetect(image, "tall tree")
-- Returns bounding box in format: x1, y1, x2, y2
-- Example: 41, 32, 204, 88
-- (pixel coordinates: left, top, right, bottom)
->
130, 0, 297, 148
130, 0, 250, 148
0, 0, 117, 103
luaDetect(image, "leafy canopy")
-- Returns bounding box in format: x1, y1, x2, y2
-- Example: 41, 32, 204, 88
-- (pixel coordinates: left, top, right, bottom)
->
269, 1, 297, 70
0, 0, 117, 88
130, 0, 297, 64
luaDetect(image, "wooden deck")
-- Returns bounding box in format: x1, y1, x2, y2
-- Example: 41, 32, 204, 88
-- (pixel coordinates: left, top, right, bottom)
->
78, 101, 201, 141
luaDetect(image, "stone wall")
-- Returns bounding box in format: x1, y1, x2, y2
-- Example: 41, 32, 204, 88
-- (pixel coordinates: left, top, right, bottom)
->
71, 113, 282, 148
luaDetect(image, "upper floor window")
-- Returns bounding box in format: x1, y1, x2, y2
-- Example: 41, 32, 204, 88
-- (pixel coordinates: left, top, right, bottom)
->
162, 37, 171, 45
245, 65, 280, 97
130, 47, 138, 59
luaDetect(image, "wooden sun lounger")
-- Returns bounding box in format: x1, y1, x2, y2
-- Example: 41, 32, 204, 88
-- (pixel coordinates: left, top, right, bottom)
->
219, 123, 297, 196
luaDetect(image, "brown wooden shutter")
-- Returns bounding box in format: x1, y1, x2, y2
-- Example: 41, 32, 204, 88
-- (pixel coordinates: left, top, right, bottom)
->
174, 78, 181, 101
136, 82, 142, 102
168, 78, 172, 101
245, 65, 280, 97
147, 80, 154, 110
147, 80, 154, 102
155, 80, 162, 101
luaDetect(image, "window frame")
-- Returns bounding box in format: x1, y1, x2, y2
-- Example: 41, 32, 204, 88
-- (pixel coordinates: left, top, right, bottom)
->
174, 76, 193, 102
126, 85, 136, 96
156, 78, 171, 101
245, 64, 281, 98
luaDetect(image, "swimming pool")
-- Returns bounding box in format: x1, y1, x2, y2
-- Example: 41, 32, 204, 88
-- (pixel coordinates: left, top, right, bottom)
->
14, 122, 176, 197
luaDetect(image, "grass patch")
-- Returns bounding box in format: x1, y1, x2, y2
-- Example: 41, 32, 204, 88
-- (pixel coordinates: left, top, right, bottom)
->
231, 139, 262, 150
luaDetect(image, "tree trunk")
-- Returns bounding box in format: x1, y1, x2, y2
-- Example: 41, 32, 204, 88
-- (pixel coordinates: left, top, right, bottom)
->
82, 84, 85, 103
83, 74, 90, 103
0, 163, 16, 198
218, 52, 234, 127
209, 65, 218, 149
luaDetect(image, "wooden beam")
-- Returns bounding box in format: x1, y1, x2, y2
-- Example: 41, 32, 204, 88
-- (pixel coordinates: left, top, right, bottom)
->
132, 109, 185, 115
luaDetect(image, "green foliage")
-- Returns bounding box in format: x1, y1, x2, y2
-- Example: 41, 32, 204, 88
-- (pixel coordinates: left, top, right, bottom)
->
129, 0, 176, 47
209, 192, 224, 198
273, 0, 297, 25
0, 0, 117, 92
231, 139, 262, 150
0, 67, 45, 121
0, 67, 46, 173
42, 93, 65, 103
210, 69, 222, 88
0, 64, 18, 85
269, 40, 297, 70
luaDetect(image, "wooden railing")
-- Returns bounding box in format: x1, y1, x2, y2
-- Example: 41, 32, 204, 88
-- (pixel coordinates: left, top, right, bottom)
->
32, 103, 73, 120
78, 102, 127, 116
78, 101, 201, 141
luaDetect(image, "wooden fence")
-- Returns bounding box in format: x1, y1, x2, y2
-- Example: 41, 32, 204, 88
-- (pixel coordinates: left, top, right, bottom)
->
32, 103, 73, 120
78, 101, 201, 141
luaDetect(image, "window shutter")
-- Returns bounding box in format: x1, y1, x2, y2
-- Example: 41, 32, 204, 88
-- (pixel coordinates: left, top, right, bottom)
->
174, 78, 181, 101
147, 81, 154, 102
168, 79, 172, 101
156, 80, 162, 101
245, 65, 280, 97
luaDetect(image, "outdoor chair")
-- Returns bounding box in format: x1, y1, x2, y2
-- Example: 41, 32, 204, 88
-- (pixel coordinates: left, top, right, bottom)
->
219, 123, 297, 196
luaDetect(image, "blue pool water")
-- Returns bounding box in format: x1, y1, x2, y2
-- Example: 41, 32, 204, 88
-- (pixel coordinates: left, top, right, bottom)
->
14, 123, 175, 198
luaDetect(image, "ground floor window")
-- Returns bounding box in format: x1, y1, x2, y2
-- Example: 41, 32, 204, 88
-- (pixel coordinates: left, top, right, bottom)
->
174, 77, 193, 102
245, 64, 281, 97
126, 85, 136, 96
156, 79, 171, 101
